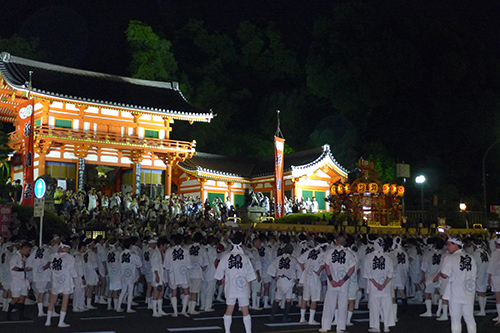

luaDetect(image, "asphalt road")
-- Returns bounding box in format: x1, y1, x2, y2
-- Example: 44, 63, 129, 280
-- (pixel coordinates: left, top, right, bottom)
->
1, 296, 499, 333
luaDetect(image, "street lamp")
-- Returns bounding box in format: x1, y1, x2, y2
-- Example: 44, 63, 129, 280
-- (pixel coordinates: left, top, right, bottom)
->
460, 203, 467, 228
416, 175, 426, 224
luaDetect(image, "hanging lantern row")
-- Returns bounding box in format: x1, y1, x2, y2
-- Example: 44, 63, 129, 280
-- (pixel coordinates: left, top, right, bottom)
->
332, 183, 404, 196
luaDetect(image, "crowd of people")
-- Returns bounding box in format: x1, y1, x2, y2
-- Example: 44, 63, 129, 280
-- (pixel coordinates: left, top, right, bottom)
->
0, 219, 499, 333
29, 187, 321, 236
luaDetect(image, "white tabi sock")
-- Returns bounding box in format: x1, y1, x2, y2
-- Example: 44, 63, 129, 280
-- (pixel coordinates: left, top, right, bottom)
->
243, 315, 252, 333
127, 292, 133, 311
300, 308, 306, 322
426, 299, 432, 313
171, 296, 178, 315
263, 296, 269, 306
152, 300, 158, 315
347, 310, 353, 324
332, 309, 338, 324
37, 302, 44, 315
309, 309, 316, 324
189, 300, 196, 313
182, 295, 189, 313
45, 310, 53, 326
436, 299, 442, 316
58, 311, 67, 326
224, 314, 232, 333
496, 304, 500, 320
159, 299, 167, 314
479, 296, 486, 313
442, 304, 448, 318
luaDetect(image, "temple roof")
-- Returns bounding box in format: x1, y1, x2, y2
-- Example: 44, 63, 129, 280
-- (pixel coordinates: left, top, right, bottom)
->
178, 144, 349, 180
0, 52, 213, 122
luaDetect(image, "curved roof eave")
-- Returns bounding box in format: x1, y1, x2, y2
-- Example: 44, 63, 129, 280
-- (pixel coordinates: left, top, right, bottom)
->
0, 52, 214, 123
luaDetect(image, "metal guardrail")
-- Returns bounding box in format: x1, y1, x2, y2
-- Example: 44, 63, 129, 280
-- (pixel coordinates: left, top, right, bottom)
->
405, 210, 495, 227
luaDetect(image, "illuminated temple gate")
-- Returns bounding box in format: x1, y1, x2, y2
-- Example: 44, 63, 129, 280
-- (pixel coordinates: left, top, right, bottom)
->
0, 52, 213, 196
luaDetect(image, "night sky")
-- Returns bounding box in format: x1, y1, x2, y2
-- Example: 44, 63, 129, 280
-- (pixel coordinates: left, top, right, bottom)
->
2, 0, 500, 212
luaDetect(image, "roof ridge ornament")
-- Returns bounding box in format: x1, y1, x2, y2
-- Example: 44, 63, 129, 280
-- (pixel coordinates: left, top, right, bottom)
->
1, 52, 10, 62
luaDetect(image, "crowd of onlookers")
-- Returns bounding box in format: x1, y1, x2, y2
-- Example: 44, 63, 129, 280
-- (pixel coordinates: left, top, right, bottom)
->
47, 187, 322, 235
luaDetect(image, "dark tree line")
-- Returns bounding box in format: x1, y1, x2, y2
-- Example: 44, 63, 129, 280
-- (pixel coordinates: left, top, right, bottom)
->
2, 0, 500, 208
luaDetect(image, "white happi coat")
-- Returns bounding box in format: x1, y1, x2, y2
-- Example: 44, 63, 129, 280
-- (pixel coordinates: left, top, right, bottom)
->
188, 243, 208, 280
472, 247, 489, 292
421, 247, 444, 286
0, 248, 12, 287
203, 244, 217, 281
142, 246, 154, 282
487, 248, 500, 292
441, 249, 477, 304
322, 245, 356, 292
83, 248, 99, 285
107, 247, 122, 285
390, 246, 409, 288
74, 252, 86, 288
165, 245, 192, 287
150, 247, 165, 286
363, 250, 395, 298
49, 252, 77, 291
298, 246, 323, 286
119, 249, 142, 284
10, 251, 27, 289
26, 245, 52, 284
214, 245, 256, 299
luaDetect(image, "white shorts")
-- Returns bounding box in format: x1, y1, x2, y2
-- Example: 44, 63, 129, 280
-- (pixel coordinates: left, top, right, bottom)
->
172, 284, 189, 290
251, 279, 261, 293
144, 272, 153, 284
275, 277, 294, 300
262, 275, 272, 284
35, 281, 50, 293
85, 270, 98, 286
303, 282, 321, 302
424, 282, 439, 294
348, 282, 358, 300
52, 284, 73, 295
189, 278, 202, 293
226, 297, 249, 307
491, 277, 500, 293
392, 274, 407, 290
11, 284, 28, 298
109, 281, 122, 291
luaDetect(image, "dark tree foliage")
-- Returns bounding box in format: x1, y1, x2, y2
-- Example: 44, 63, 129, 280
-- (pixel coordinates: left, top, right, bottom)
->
1, 0, 500, 207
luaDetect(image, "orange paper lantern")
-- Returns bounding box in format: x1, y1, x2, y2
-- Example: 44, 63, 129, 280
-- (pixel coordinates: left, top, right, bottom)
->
390, 184, 397, 195
397, 186, 405, 196
369, 183, 378, 194
357, 183, 367, 193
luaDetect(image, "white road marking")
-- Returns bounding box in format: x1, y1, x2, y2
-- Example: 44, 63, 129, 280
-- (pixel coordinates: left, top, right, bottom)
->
193, 311, 322, 321
265, 322, 308, 327
167, 326, 222, 332
81, 316, 126, 320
